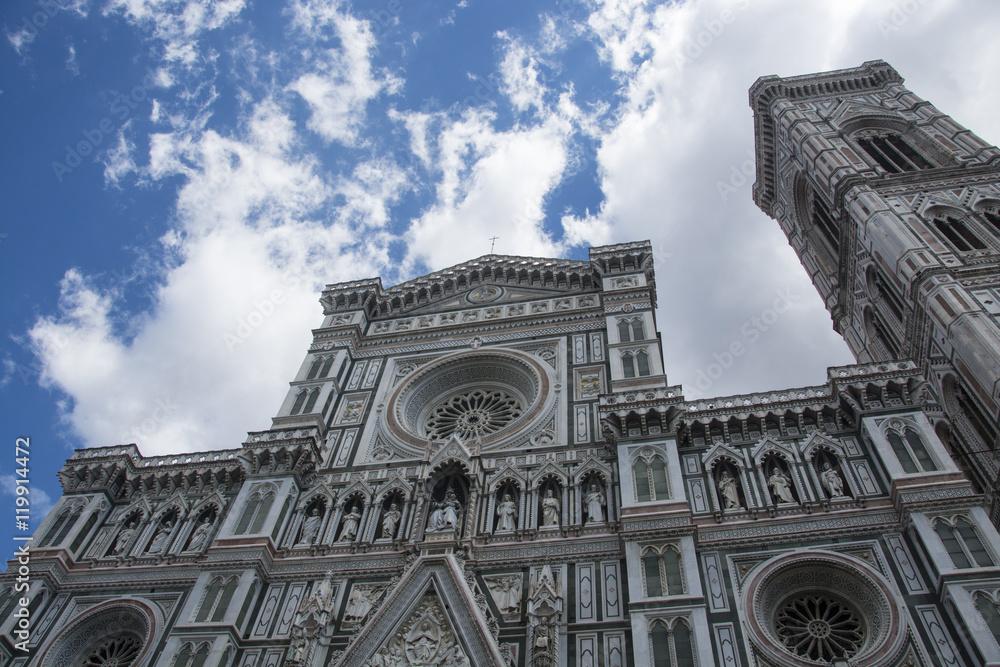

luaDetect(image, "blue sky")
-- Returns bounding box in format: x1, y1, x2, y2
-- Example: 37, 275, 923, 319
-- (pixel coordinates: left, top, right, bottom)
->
3, 0, 1000, 557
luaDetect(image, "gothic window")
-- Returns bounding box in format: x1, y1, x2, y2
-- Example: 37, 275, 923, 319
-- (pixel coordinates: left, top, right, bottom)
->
856, 134, 933, 173
303, 387, 321, 414
69, 509, 99, 553
636, 350, 651, 376
235, 487, 275, 535
886, 428, 936, 473
934, 517, 993, 569
320, 355, 335, 378
635, 459, 651, 502
619, 317, 645, 342
642, 546, 684, 597
934, 216, 987, 252
195, 576, 239, 623
290, 389, 308, 415
622, 350, 651, 378
622, 352, 635, 378
982, 209, 1000, 237
651, 618, 695, 667
618, 319, 632, 342
634, 456, 669, 502
975, 592, 1000, 644
811, 196, 840, 255
173, 642, 211, 667
306, 357, 323, 380
39, 502, 85, 548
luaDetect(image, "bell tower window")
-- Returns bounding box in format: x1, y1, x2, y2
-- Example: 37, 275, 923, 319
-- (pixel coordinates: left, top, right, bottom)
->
857, 134, 933, 173
811, 196, 839, 255
934, 216, 986, 252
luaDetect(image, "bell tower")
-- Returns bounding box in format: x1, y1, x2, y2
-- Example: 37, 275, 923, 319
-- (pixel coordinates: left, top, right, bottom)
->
750, 60, 1000, 518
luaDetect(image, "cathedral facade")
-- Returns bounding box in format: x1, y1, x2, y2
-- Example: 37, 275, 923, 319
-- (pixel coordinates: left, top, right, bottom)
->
5, 62, 1000, 667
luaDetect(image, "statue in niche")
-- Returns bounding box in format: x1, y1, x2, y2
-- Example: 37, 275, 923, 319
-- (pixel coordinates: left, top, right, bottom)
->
541, 488, 561, 527
297, 506, 322, 545
820, 462, 846, 498
381, 502, 401, 539
406, 616, 441, 663
339, 505, 361, 541
495, 493, 518, 533
185, 514, 214, 551
427, 490, 462, 533
584, 482, 606, 524
111, 518, 137, 556
147, 517, 174, 554
767, 465, 796, 504
717, 469, 741, 510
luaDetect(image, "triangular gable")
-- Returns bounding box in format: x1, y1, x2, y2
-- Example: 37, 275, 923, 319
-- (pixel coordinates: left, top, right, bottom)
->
426, 433, 476, 470
702, 442, 745, 470
335, 555, 505, 667
750, 436, 796, 463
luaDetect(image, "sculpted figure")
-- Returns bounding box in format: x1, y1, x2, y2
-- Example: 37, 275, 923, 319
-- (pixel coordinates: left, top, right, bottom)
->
821, 462, 845, 498
427, 501, 445, 532
111, 520, 136, 556
541, 489, 560, 527
584, 483, 606, 523
441, 490, 461, 530
339, 506, 361, 541
718, 470, 741, 510
768, 467, 796, 504
496, 493, 518, 532
186, 515, 213, 551
298, 506, 322, 545
147, 518, 173, 554
381, 502, 401, 539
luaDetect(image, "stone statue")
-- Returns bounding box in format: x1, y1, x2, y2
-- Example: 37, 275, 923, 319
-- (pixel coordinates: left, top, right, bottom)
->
186, 515, 213, 551
718, 470, 741, 510
427, 501, 445, 532
495, 493, 518, 532
111, 520, 136, 556
147, 518, 173, 554
584, 483, 606, 523
821, 462, 845, 498
339, 506, 361, 541
428, 490, 461, 533
381, 502, 401, 539
541, 489, 560, 527
768, 466, 796, 504
298, 506, 322, 545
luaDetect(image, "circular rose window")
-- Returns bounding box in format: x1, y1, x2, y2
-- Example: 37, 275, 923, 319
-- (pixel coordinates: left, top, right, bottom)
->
385, 349, 552, 450
740, 551, 907, 667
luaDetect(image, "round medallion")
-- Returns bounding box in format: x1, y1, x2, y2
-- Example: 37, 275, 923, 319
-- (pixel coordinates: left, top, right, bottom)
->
468, 285, 503, 303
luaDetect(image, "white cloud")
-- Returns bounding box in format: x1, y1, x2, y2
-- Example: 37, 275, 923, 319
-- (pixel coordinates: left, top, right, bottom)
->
103, 0, 245, 66
103, 129, 137, 187
287, 0, 402, 144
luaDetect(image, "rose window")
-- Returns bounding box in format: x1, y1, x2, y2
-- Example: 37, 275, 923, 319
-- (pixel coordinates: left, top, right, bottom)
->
775, 595, 864, 662
740, 551, 907, 667
81, 635, 143, 667
425, 389, 523, 440
384, 349, 554, 451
